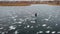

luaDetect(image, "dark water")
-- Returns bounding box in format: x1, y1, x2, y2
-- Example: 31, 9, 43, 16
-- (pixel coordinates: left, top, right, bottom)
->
0, 4, 60, 34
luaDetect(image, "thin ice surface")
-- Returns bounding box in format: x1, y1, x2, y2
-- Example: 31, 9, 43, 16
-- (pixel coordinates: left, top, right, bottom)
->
0, 4, 60, 34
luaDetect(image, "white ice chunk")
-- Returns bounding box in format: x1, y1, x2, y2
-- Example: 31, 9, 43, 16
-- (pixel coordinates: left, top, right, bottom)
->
47, 26, 52, 29
11, 16, 15, 19
55, 24, 58, 26
57, 31, 60, 33
27, 25, 30, 28
0, 27, 3, 29
38, 31, 43, 33
45, 31, 50, 33
1, 32, 4, 34
18, 22, 22, 24
15, 30, 18, 34
19, 19, 24, 22
52, 31, 56, 34
30, 26, 33, 28
31, 21, 35, 23
42, 24, 47, 27
9, 26, 16, 30
37, 31, 43, 34
44, 19, 49, 21
14, 19, 16, 21
43, 15, 52, 21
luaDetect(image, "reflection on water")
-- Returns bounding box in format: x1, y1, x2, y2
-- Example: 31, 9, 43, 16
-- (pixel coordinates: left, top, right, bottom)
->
0, 4, 60, 34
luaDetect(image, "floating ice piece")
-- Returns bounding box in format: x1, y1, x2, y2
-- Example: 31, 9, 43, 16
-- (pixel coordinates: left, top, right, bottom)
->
44, 19, 49, 21
42, 24, 47, 27
11, 16, 15, 19
37, 31, 43, 34
24, 27, 27, 28
18, 22, 22, 24
52, 31, 56, 34
1, 32, 4, 34
19, 19, 24, 22
0, 27, 3, 29
14, 19, 16, 21
43, 15, 52, 21
14, 16, 18, 18
45, 31, 50, 33
15, 30, 18, 34
9, 26, 16, 30
55, 24, 58, 26
57, 31, 60, 33
31, 21, 35, 23
27, 25, 30, 28
30, 26, 33, 28
47, 26, 52, 29
38, 31, 43, 33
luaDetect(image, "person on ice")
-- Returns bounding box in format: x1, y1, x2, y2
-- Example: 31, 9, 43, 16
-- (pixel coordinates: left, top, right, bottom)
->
35, 13, 37, 17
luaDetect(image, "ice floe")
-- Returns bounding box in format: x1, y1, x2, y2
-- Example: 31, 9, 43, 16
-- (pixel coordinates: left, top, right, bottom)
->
19, 19, 24, 22
38, 31, 43, 33
30, 26, 34, 28
42, 24, 47, 27
18, 22, 22, 24
47, 26, 52, 29
0, 27, 3, 30
9, 26, 16, 30
15, 30, 18, 34
55, 24, 58, 26
11, 16, 15, 19
44, 19, 49, 21
45, 31, 50, 33
31, 21, 35, 23
27, 25, 30, 28
52, 31, 56, 34
57, 31, 60, 33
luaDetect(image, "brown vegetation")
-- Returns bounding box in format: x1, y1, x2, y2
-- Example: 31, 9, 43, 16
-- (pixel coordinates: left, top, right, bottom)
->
0, 1, 60, 6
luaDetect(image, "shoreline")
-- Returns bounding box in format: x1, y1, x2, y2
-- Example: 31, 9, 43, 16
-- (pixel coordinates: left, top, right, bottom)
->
0, 1, 60, 6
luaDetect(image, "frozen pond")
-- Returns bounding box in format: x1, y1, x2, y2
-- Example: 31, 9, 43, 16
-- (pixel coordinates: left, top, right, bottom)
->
0, 4, 60, 34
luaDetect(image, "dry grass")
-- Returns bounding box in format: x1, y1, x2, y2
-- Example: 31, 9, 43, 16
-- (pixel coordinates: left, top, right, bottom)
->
0, 1, 60, 6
